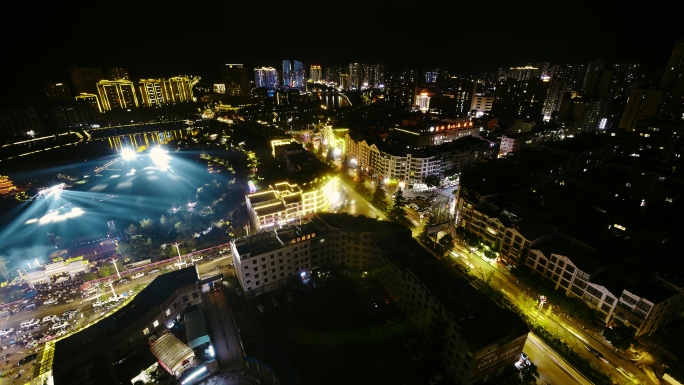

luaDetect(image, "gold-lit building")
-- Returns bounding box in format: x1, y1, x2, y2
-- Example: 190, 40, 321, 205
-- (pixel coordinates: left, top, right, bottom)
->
138, 77, 194, 107
0, 175, 17, 195
245, 177, 339, 231
75, 93, 102, 113
96, 80, 139, 111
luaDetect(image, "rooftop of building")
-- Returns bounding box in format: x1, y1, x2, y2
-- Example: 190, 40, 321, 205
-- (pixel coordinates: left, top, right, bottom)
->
52, 266, 200, 379
534, 238, 610, 275
540, 132, 618, 154
374, 232, 529, 350
235, 231, 283, 256
247, 190, 279, 205
377, 135, 490, 158
253, 201, 287, 217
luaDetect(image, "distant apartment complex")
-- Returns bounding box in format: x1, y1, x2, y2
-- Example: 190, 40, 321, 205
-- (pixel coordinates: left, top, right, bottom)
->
138, 77, 194, 107
345, 133, 491, 184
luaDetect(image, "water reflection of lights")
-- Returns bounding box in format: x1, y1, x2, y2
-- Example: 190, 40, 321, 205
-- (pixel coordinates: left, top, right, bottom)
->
36, 207, 85, 224
37, 183, 66, 199
150, 147, 171, 170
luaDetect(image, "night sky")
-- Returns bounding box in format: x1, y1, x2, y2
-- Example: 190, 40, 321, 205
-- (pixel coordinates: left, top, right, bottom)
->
3, 2, 682, 91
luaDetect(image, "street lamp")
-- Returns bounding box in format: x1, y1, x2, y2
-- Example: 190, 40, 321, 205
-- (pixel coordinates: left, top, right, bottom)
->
174, 243, 183, 268
111, 258, 121, 279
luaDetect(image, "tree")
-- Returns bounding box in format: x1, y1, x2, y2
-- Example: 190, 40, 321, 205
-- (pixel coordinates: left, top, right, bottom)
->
437, 233, 455, 256
424, 175, 441, 188
603, 325, 638, 350
393, 188, 408, 207
97, 265, 113, 278
372, 184, 387, 210
125, 224, 139, 236
139, 218, 156, 233
0, 256, 10, 282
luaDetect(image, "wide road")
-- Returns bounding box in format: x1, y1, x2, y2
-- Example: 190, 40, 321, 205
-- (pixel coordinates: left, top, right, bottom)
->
525, 332, 592, 385
338, 180, 387, 220
449, 245, 654, 385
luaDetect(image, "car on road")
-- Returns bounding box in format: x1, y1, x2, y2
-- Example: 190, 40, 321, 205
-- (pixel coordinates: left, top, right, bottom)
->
392, 323, 405, 332
271, 298, 279, 307
20, 319, 39, 328
428, 374, 443, 385
43, 298, 58, 306
250, 379, 262, 385
257, 304, 266, 313
148, 269, 160, 275
594, 352, 609, 364
235, 287, 243, 296
63, 309, 78, 318
286, 292, 294, 302
616, 367, 634, 380
387, 316, 400, 324
27, 340, 39, 349
403, 338, 417, 348
0, 328, 14, 337
17, 353, 38, 366
42, 315, 58, 323
115, 278, 130, 285
131, 272, 144, 279
52, 322, 69, 330
411, 351, 425, 361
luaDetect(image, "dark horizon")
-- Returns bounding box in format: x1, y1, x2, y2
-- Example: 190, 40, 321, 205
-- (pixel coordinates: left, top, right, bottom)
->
3, 2, 681, 93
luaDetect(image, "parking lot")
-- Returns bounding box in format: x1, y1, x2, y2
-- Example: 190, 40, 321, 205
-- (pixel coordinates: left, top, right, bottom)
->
224, 271, 450, 385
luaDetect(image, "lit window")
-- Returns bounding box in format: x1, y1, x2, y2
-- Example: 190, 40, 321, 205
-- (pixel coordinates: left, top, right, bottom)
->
143, 328, 149, 335
166, 309, 171, 316
153, 320, 159, 328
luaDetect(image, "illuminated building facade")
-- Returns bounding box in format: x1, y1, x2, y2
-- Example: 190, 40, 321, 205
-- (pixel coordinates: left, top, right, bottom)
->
244, 176, 339, 231
0, 175, 17, 195
658, 39, 684, 120
139, 79, 165, 107
69, 67, 104, 95
232, 214, 400, 298
393, 119, 479, 147
282, 60, 292, 88
416, 91, 430, 112
324, 66, 341, 84
346, 133, 489, 184
525, 244, 684, 337
470, 95, 494, 115
97, 79, 139, 111
75, 93, 102, 113
254, 67, 279, 90
43, 83, 73, 102
222, 64, 250, 98
213, 84, 225, 94
348, 63, 360, 89
310, 65, 322, 83
163, 76, 194, 103
293, 60, 305, 90
339, 74, 350, 91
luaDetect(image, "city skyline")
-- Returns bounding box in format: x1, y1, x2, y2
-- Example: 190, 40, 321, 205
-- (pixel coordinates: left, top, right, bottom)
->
2, 3, 681, 94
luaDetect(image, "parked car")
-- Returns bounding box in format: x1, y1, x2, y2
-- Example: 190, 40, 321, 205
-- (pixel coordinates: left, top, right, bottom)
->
20, 319, 39, 328
51, 322, 69, 331
148, 269, 160, 275
257, 304, 266, 313
235, 287, 243, 296
411, 351, 426, 361
22, 302, 37, 311
403, 338, 417, 348
387, 316, 400, 324
42, 315, 58, 323
63, 309, 78, 318
115, 278, 130, 286
17, 353, 38, 366
286, 292, 294, 302
43, 298, 58, 306
428, 374, 443, 385
131, 272, 144, 279
0, 328, 14, 337
271, 298, 279, 307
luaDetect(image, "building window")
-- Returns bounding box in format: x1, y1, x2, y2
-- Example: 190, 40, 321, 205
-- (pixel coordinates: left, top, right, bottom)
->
166, 309, 171, 316
143, 328, 150, 335
153, 320, 159, 328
